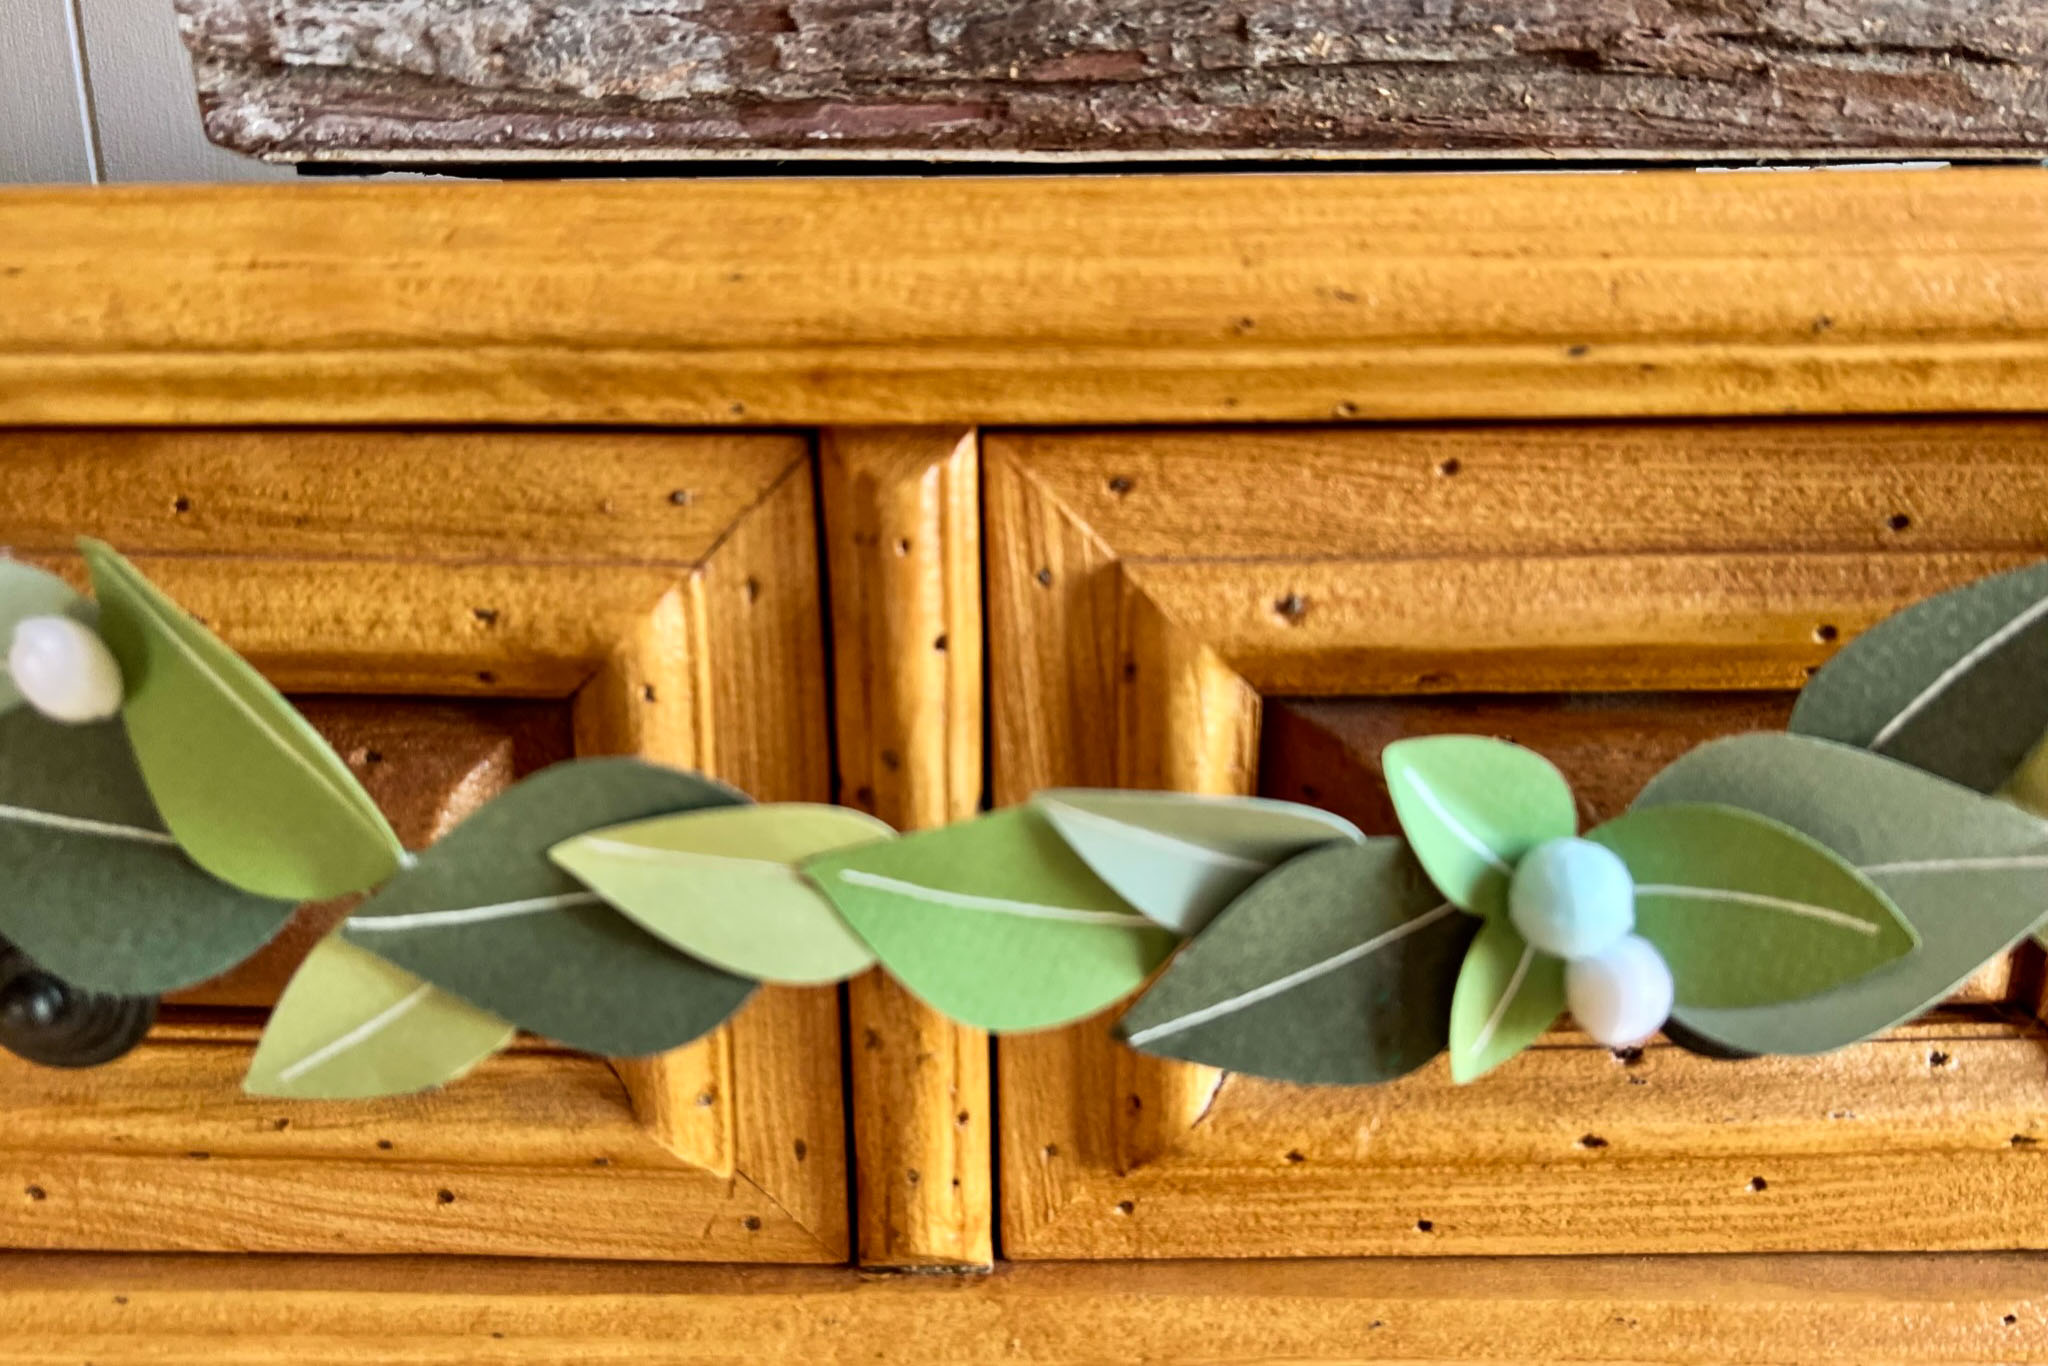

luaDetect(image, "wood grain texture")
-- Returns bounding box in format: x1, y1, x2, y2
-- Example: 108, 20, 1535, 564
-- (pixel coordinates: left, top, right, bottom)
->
986, 422, 2048, 1260
6, 171, 2048, 426
0, 430, 848, 1261
819, 428, 992, 1269
9, 1249, 2048, 1365
172, 0, 2048, 163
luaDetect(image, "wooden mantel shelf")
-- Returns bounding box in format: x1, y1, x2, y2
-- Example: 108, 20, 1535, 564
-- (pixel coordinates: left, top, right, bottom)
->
8, 1252, 2048, 1363
2, 168, 2046, 428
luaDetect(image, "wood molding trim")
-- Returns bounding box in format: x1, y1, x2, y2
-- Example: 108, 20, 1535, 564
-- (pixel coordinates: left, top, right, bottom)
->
4, 171, 2048, 426
819, 427, 993, 1270
0, 430, 847, 1262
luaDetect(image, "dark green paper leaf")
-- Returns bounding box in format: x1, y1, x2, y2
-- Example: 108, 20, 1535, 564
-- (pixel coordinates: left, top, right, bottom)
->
1116, 839, 1473, 1084
0, 708, 295, 994
1790, 559, 2048, 793
1589, 803, 1914, 1009
1447, 915, 1565, 1084
1382, 736, 1576, 916
804, 806, 1177, 1032
0, 559, 94, 716
340, 758, 757, 1057
1636, 732, 2048, 1053
81, 540, 406, 900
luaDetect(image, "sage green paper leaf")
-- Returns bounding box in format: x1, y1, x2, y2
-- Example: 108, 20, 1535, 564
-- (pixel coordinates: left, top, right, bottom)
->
246, 934, 515, 1099
550, 803, 891, 984
1382, 736, 1576, 916
804, 806, 1178, 1032
0, 559, 94, 715
0, 707, 296, 994
81, 540, 405, 901
1447, 915, 1565, 1084
1636, 732, 2048, 1053
1589, 803, 1913, 1009
1036, 789, 1363, 935
1116, 839, 1473, 1084
1790, 559, 2048, 794
342, 758, 757, 1057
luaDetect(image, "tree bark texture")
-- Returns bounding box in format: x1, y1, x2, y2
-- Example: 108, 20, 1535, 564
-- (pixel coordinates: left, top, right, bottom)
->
174, 1, 2048, 162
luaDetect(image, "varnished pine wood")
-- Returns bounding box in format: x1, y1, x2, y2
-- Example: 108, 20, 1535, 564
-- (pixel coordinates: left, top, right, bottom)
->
0, 431, 846, 1261
8, 1250, 2048, 1364
819, 428, 993, 1270
986, 421, 2048, 1260
4, 172, 2048, 425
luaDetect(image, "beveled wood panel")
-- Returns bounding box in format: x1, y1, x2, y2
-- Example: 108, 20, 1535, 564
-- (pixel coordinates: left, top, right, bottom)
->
10, 1249, 2048, 1365
5, 172, 2048, 425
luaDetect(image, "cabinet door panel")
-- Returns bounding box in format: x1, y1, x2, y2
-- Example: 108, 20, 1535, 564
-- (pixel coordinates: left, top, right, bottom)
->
0, 429, 848, 1261
988, 420, 2048, 1260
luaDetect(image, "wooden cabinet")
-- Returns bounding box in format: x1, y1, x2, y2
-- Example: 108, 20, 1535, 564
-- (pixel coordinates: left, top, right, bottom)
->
0, 429, 849, 1261
986, 421, 2048, 1259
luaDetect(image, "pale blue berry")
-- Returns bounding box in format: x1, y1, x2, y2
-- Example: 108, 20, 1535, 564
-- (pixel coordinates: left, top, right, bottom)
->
1507, 836, 1633, 960
8, 615, 123, 724
1565, 934, 1674, 1047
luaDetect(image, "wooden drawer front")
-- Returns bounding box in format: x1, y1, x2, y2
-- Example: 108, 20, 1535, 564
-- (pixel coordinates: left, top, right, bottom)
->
0, 429, 848, 1261
987, 420, 2048, 1261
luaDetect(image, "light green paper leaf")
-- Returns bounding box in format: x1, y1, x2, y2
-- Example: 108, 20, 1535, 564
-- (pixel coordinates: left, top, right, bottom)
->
804, 806, 1178, 1032
342, 758, 758, 1057
0, 708, 295, 994
81, 540, 405, 901
1790, 559, 2048, 794
246, 934, 515, 1099
550, 803, 891, 984
1116, 839, 1473, 1084
1636, 732, 2048, 1053
1590, 803, 1914, 1009
0, 559, 95, 716
1447, 915, 1564, 1084
1036, 788, 1363, 934
1382, 736, 1576, 916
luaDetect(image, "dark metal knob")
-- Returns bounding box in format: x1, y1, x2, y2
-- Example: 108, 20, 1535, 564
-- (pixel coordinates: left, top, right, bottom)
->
0, 939, 156, 1068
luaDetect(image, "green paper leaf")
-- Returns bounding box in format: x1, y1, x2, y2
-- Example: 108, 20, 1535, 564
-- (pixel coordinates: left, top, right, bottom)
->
1036, 789, 1363, 934
1116, 839, 1473, 1084
804, 806, 1177, 1032
1636, 732, 2048, 1053
0, 559, 95, 716
1382, 736, 1576, 916
1589, 803, 1914, 1009
246, 934, 515, 1099
341, 758, 758, 1057
0, 707, 296, 994
80, 540, 405, 901
1447, 915, 1565, 1084
1790, 559, 2048, 794
550, 803, 891, 985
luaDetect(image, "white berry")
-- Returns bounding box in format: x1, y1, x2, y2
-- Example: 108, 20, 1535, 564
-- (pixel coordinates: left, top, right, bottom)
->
8, 615, 124, 723
1509, 836, 1634, 960
1565, 934, 1674, 1048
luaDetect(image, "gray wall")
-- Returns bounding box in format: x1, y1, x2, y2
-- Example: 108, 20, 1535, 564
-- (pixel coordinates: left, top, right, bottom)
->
1, 0, 285, 183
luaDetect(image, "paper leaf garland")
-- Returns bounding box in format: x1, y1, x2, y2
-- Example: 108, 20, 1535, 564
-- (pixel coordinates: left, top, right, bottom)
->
340, 759, 757, 1057
1382, 736, 1576, 916
1636, 732, 2048, 1054
804, 806, 1177, 1032
1587, 803, 1914, 1009
1036, 789, 1363, 934
550, 803, 891, 984
1446, 915, 1565, 1084
0, 708, 296, 994
81, 540, 406, 901
1790, 560, 2048, 794
0, 559, 94, 716
246, 935, 515, 1099
1116, 839, 1472, 1084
